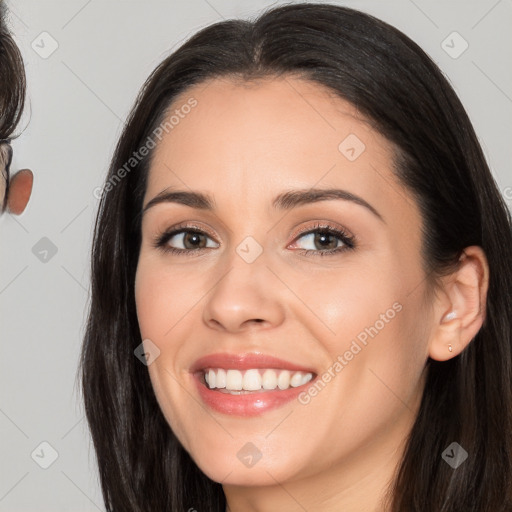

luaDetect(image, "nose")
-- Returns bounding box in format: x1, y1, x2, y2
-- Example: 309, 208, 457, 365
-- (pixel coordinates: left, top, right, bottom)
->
202, 248, 286, 334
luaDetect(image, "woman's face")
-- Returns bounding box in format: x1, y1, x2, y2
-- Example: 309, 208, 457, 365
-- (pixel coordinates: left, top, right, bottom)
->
135, 77, 433, 488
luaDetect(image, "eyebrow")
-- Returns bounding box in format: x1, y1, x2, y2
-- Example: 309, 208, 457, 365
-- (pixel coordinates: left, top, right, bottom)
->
142, 187, 384, 223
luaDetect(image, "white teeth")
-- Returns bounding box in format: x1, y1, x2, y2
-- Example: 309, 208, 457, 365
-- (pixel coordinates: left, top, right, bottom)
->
301, 373, 313, 385
226, 369, 243, 390
262, 369, 277, 390
207, 369, 216, 389
243, 369, 262, 391
203, 368, 314, 392
216, 368, 226, 388
277, 370, 291, 390
290, 371, 304, 388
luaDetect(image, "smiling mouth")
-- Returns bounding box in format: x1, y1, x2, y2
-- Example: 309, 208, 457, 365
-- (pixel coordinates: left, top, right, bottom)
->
200, 367, 315, 394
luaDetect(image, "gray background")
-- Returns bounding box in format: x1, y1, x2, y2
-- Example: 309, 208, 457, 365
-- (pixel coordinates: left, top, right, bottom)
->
0, 0, 510, 510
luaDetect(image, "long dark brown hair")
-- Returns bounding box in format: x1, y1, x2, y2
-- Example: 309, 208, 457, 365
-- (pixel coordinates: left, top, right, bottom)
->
0, 1, 26, 211
80, 3, 512, 510
0, 1, 25, 138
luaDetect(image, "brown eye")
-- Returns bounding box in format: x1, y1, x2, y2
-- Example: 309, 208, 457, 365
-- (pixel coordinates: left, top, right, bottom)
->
313, 231, 339, 250
292, 226, 354, 253
154, 227, 219, 255
166, 230, 216, 250
180, 231, 208, 249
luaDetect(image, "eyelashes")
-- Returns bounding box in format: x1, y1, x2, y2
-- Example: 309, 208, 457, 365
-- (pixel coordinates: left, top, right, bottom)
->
152, 221, 357, 258
287, 222, 356, 256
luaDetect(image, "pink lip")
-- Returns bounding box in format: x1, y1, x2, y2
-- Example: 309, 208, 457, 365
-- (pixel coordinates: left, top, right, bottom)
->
190, 352, 317, 374
190, 352, 318, 417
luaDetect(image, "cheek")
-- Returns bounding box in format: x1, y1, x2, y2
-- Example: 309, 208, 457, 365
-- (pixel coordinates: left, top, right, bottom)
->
292, 263, 402, 350
301, 263, 429, 408
134, 260, 183, 399
134, 258, 197, 441
134, 256, 200, 338
135, 263, 167, 338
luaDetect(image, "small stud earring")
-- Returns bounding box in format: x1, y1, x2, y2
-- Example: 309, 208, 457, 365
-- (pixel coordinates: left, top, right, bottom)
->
448, 344, 453, 352
444, 311, 457, 322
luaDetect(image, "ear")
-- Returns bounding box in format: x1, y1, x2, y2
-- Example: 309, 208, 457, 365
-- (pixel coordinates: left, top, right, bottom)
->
428, 246, 489, 361
7, 169, 33, 215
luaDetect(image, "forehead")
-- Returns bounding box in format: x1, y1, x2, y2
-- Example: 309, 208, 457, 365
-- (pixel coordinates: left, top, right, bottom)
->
144, 76, 414, 224
152, 76, 385, 164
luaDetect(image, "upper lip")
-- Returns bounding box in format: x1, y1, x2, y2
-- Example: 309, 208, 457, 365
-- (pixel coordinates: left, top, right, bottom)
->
190, 352, 318, 375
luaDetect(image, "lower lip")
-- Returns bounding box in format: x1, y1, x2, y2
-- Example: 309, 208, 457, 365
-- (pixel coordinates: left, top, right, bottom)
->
192, 373, 315, 417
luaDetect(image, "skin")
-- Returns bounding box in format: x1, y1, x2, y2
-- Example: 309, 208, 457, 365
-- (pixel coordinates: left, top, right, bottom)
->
0, 167, 33, 215
134, 76, 488, 512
